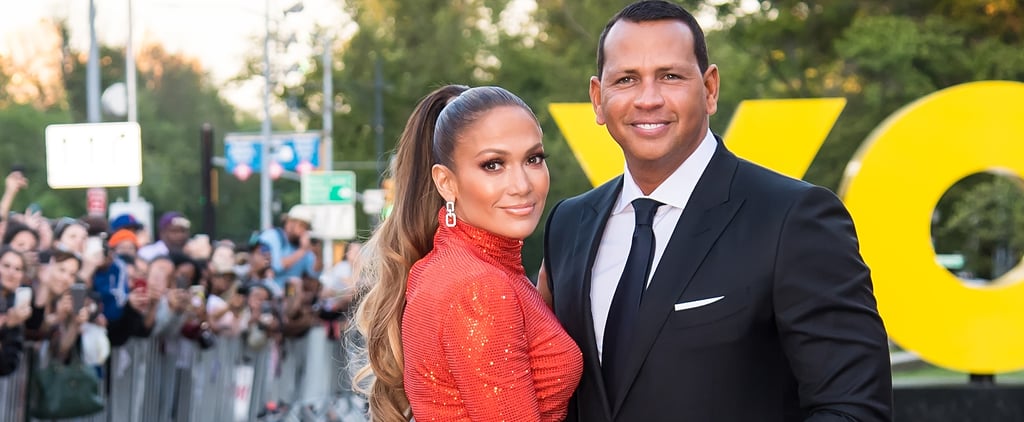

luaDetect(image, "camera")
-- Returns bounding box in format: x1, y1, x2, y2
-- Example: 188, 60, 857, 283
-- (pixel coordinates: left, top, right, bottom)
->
196, 322, 217, 350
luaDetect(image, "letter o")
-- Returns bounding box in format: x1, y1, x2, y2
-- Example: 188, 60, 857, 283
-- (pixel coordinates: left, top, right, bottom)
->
842, 81, 1024, 373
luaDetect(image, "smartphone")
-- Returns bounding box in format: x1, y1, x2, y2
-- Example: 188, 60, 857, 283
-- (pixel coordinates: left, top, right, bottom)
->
176, 275, 191, 289
70, 284, 87, 312
14, 287, 32, 308
10, 164, 25, 174
189, 285, 205, 300
189, 285, 205, 308
26, 203, 42, 215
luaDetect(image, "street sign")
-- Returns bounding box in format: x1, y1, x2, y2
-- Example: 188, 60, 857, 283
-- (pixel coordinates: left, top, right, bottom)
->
224, 132, 320, 175
44, 122, 143, 188
301, 171, 356, 205
289, 204, 356, 240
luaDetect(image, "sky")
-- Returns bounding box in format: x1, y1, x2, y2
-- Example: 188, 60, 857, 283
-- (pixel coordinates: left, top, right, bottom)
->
0, 0, 350, 112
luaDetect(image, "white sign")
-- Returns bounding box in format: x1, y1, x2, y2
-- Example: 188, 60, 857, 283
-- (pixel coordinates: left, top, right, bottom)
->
362, 189, 385, 215
45, 122, 143, 188
291, 204, 356, 240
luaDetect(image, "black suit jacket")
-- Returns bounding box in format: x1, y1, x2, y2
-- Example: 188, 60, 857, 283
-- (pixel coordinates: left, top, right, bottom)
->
543, 140, 892, 421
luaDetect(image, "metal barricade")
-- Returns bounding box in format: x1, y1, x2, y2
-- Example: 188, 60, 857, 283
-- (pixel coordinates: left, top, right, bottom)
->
0, 358, 29, 421
2, 327, 366, 421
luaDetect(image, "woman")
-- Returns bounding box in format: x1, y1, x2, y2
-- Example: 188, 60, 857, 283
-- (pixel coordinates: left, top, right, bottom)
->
0, 247, 31, 376
24, 250, 90, 360
2, 222, 41, 281
355, 85, 582, 421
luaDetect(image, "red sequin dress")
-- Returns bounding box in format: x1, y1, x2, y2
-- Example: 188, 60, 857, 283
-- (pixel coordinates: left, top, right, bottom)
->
402, 209, 583, 421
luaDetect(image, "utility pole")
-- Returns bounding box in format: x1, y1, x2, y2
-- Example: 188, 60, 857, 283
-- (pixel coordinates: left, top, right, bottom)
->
200, 124, 216, 236
87, 0, 101, 124
374, 56, 384, 177
259, 0, 274, 230
127, 0, 140, 203
321, 35, 334, 269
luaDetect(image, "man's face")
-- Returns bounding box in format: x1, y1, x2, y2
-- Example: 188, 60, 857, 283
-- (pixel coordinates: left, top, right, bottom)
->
283, 219, 309, 244
162, 224, 190, 249
590, 19, 719, 179
250, 247, 270, 272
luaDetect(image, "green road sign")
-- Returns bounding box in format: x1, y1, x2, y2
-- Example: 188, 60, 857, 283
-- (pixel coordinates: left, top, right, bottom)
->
301, 171, 356, 205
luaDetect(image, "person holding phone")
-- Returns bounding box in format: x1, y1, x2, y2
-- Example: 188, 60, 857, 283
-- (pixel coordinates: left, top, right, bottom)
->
257, 206, 319, 291
0, 247, 32, 376
24, 250, 90, 361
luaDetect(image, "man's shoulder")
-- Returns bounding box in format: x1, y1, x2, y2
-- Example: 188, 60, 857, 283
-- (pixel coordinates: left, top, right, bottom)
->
733, 158, 821, 197
551, 176, 622, 218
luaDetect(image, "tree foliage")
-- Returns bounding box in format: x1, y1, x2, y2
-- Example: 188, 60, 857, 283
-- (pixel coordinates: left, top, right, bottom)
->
3, 0, 1020, 277
0, 22, 249, 241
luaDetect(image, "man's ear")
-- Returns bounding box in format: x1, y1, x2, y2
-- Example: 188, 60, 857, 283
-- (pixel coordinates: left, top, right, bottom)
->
431, 164, 457, 202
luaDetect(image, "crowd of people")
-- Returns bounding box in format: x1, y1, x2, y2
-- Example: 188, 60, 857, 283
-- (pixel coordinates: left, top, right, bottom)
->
0, 166, 362, 417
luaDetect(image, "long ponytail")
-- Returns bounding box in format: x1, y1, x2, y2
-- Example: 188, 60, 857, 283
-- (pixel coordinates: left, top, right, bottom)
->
353, 84, 469, 421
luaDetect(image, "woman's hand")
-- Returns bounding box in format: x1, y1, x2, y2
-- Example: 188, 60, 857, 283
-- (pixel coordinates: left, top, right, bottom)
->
4, 305, 31, 327
128, 288, 151, 313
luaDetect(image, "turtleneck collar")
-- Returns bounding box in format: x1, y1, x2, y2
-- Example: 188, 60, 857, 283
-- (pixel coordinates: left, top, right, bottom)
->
433, 207, 525, 274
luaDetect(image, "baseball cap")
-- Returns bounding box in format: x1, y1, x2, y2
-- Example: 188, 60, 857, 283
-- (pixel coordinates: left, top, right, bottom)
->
158, 211, 191, 231
107, 229, 139, 247
109, 214, 143, 232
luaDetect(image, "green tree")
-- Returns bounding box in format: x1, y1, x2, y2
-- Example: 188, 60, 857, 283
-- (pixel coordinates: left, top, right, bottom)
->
1, 22, 250, 241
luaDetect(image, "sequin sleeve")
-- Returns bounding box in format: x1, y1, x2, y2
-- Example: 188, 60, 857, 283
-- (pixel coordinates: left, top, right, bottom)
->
440, 274, 542, 421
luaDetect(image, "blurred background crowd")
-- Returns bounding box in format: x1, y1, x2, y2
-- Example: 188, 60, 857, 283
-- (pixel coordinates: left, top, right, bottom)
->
0, 168, 364, 420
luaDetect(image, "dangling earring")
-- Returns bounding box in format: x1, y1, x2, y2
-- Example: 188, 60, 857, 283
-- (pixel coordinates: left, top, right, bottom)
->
445, 201, 457, 228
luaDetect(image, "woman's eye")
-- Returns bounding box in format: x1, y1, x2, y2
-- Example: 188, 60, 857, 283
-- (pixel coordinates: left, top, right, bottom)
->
482, 160, 503, 171
527, 153, 548, 165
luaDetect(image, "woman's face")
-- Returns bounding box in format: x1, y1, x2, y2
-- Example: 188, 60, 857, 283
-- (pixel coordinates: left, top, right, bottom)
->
174, 263, 196, 287
47, 258, 80, 294
9, 231, 37, 253
0, 251, 26, 292
59, 224, 88, 253
436, 106, 549, 240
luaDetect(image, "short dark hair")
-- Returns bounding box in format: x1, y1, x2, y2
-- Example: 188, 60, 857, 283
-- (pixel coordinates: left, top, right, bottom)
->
596, 0, 709, 78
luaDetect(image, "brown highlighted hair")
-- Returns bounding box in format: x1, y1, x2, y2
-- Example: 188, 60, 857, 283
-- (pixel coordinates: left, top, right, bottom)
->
352, 84, 536, 421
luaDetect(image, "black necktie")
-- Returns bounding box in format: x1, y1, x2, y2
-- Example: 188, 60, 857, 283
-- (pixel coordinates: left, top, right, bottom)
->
602, 198, 663, 396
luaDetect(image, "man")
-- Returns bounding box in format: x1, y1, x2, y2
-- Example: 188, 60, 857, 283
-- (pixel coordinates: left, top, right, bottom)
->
138, 211, 191, 262
540, 1, 893, 421
110, 213, 151, 246
258, 205, 319, 291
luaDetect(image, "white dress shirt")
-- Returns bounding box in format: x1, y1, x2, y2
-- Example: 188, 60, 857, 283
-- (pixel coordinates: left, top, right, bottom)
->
591, 129, 717, 361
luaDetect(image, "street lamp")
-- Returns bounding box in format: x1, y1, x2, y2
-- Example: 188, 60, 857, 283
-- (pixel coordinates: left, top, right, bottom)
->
260, 1, 304, 229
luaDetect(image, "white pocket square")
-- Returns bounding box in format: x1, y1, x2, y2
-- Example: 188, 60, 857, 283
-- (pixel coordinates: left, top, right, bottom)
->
674, 296, 725, 311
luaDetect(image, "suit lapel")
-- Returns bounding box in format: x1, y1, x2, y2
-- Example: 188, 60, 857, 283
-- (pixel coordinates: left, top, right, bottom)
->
610, 143, 745, 416
576, 177, 622, 418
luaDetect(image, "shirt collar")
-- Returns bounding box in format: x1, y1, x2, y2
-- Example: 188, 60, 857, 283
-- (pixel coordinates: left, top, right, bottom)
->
614, 129, 718, 214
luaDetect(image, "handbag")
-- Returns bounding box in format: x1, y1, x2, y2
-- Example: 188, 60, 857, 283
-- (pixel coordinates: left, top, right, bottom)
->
28, 350, 105, 419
